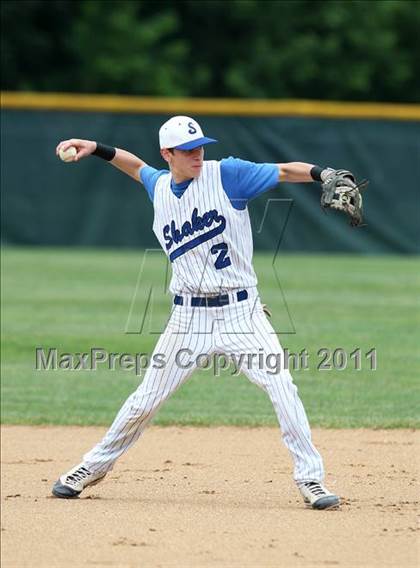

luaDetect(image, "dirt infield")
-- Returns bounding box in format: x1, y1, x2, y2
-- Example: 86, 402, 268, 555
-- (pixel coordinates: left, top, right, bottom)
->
1, 426, 418, 567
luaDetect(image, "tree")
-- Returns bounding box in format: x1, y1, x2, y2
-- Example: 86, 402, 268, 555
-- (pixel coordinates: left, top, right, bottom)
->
1, 0, 419, 102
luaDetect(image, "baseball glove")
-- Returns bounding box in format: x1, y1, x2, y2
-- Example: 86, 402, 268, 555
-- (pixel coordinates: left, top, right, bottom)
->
320, 169, 368, 227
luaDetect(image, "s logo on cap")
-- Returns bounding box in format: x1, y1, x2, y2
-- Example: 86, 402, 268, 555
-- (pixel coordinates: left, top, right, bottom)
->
188, 122, 198, 135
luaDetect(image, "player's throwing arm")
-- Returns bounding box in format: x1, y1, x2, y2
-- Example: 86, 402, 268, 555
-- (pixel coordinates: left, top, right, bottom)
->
56, 139, 147, 181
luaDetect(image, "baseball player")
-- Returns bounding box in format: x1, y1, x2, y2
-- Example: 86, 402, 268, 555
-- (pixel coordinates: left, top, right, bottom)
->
52, 116, 342, 509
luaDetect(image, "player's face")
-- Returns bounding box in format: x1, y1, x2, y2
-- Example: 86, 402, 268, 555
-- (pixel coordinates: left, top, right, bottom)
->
163, 146, 204, 181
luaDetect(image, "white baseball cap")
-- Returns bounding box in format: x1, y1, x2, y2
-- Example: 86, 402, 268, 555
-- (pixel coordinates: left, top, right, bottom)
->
159, 116, 217, 150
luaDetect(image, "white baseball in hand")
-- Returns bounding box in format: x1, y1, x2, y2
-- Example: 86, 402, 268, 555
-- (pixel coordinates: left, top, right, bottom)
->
59, 146, 77, 162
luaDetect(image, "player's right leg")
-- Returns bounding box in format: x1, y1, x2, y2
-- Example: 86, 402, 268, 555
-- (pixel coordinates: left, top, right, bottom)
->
214, 292, 339, 510
52, 305, 211, 498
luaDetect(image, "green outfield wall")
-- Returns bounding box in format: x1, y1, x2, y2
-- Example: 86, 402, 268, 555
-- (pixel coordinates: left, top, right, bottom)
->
1, 95, 419, 253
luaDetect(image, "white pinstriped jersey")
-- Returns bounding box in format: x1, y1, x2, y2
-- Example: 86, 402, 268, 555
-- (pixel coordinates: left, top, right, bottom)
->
152, 160, 258, 295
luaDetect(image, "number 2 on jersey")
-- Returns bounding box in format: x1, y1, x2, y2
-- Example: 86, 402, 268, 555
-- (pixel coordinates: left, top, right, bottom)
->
211, 242, 232, 270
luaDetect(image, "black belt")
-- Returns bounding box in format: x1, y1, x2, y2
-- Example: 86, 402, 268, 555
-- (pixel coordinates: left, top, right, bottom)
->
174, 289, 248, 307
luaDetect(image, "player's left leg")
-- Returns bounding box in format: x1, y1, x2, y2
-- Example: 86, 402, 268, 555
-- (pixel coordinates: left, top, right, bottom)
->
215, 291, 339, 509
51, 303, 214, 498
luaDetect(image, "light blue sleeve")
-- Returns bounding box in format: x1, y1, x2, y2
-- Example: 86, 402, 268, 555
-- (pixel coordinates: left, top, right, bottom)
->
139, 166, 169, 202
220, 157, 280, 210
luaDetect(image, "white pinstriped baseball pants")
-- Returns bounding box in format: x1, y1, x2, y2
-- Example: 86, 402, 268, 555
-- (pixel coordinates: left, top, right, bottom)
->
83, 289, 324, 483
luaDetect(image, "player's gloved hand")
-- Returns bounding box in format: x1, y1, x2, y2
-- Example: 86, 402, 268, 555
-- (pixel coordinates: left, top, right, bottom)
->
320, 169, 368, 227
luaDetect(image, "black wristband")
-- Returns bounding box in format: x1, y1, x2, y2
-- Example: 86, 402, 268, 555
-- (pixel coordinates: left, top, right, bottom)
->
92, 142, 116, 161
310, 166, 324, 182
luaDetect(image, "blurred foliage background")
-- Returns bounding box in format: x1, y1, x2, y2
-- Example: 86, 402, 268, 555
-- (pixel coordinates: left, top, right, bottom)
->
2, 0, 420, 102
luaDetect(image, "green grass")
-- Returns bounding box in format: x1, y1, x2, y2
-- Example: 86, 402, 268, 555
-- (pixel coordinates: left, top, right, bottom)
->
1, 247, 419, 428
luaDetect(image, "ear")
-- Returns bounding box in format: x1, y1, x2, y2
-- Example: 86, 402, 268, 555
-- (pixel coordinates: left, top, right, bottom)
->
161, 148, 171, 164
